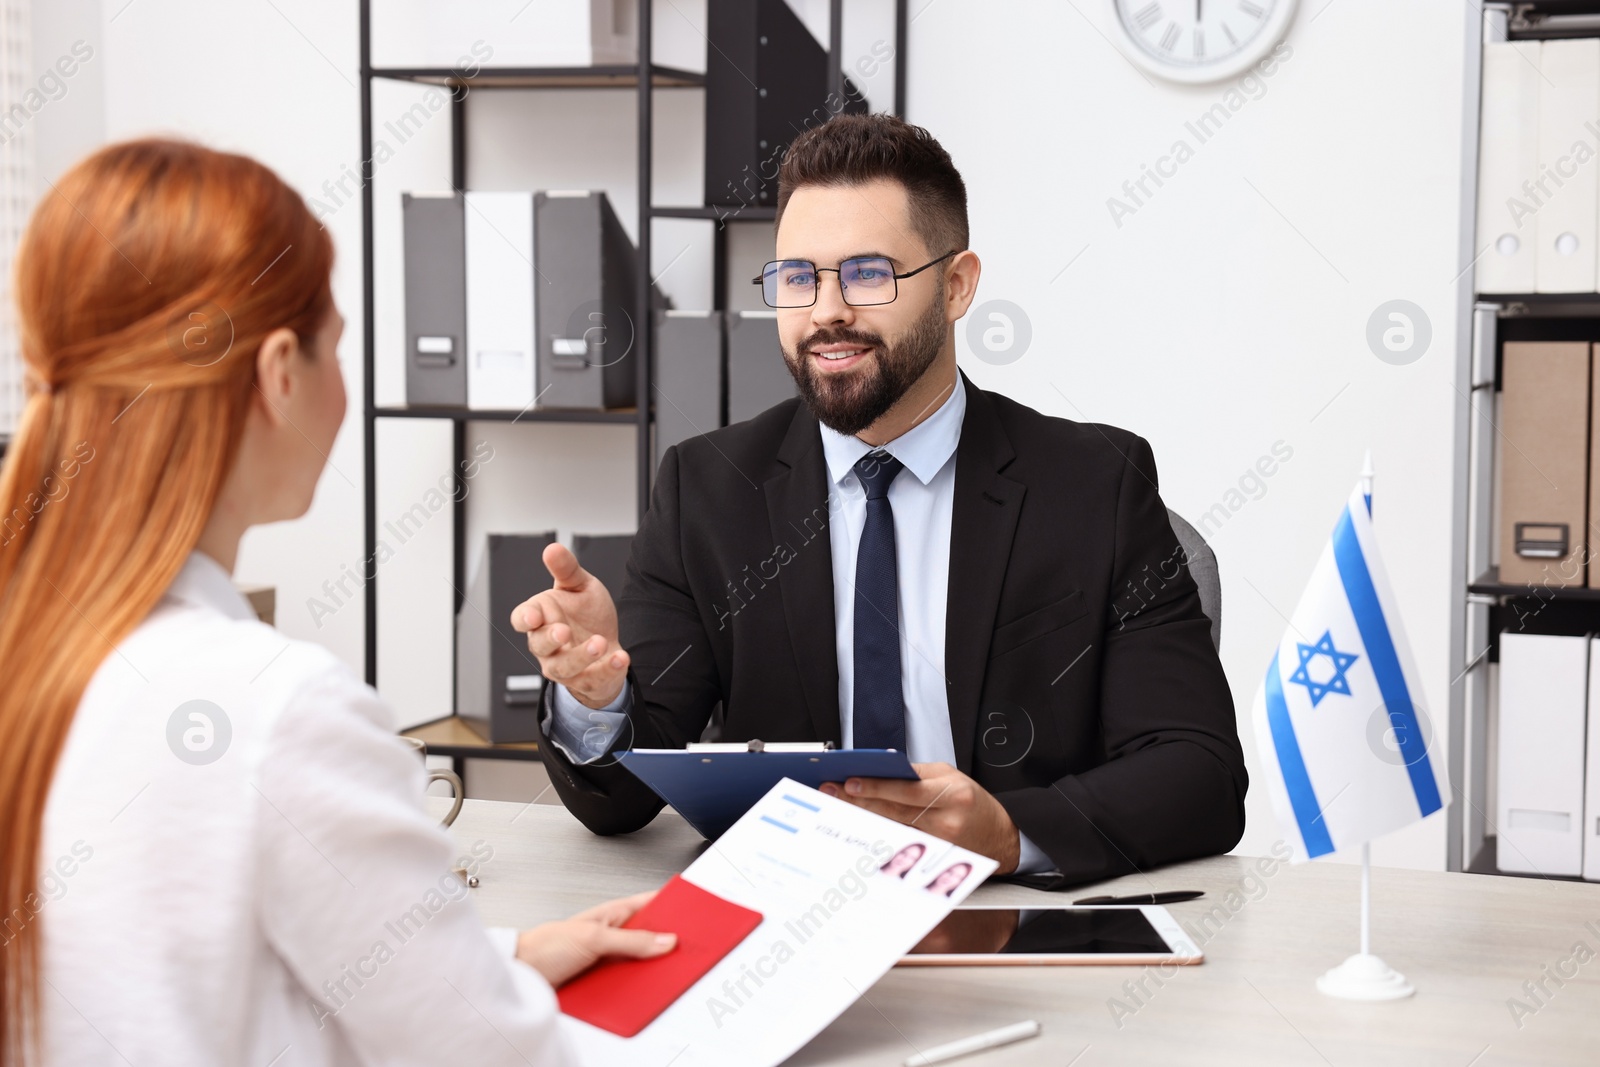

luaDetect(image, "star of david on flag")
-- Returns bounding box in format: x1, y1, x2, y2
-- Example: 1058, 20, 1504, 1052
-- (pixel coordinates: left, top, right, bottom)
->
1288, 632, 1359, 707
1251, 481, 1452, 861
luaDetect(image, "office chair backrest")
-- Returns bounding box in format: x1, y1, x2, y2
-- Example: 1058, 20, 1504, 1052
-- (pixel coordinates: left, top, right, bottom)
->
1167, 508, 1222, 653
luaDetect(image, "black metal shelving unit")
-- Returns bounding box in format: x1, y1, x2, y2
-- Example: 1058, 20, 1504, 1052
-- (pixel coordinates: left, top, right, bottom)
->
1448, 2, 1600, 880
1461, 295, 1600, 878
357, 0, 908, 763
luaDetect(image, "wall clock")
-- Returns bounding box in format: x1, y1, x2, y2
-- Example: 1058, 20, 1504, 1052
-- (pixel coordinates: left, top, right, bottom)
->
1110, 0, 1299, 84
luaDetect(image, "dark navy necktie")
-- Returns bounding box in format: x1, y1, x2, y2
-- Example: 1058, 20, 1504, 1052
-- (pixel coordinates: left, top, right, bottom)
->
852, 449, 907, 751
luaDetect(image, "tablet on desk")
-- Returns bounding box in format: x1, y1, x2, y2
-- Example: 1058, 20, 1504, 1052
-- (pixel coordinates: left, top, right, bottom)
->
899, 905, 1203, 966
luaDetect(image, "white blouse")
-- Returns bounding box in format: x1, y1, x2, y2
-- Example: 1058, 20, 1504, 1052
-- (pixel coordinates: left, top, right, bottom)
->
37, 551, 577, 1066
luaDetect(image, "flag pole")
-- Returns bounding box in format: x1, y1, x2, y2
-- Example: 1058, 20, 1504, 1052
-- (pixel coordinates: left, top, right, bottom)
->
1316, 452, 1415, 1001
1361, 842, 1371, 957
1361, 454, 1375, 960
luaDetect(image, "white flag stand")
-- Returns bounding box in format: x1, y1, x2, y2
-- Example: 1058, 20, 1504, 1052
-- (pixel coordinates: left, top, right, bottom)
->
1314, 454, 1415, 1001
1315, 842, 1415, 1000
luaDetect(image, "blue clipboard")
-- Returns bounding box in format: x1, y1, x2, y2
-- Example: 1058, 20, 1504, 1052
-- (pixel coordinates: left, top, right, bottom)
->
616, 747, 918, 840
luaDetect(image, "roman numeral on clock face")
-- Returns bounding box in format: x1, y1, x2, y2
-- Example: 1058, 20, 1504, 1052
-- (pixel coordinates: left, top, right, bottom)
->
1114, 0, 1287, 82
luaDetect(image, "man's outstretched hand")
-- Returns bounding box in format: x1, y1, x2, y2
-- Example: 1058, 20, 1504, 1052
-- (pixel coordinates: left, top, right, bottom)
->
510, 543, 631, 711
819, 762, 1023, 875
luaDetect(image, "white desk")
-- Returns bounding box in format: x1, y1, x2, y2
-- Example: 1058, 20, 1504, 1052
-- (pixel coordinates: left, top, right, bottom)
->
436, 798, 1600, 1066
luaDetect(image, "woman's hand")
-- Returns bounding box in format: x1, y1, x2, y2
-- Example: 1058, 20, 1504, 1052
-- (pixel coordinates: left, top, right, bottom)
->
515, 891, 677, 987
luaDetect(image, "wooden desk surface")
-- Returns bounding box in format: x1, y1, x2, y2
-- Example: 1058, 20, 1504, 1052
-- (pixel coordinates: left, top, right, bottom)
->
437, 799, 1600, 1066
403, 715, 540, 757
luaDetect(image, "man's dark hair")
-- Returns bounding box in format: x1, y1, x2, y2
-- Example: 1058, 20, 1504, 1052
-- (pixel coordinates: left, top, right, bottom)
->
775, 114, 969, 258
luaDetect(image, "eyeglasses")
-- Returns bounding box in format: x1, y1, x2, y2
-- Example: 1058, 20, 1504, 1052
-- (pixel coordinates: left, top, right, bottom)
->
751, 250, 960, 309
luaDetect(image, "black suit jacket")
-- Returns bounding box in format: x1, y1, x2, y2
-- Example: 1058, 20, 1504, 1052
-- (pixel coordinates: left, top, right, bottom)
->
539, 369, 1248, 888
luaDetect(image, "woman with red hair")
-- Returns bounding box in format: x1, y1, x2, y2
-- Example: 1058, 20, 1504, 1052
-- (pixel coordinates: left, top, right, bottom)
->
0, 138, 671, 1066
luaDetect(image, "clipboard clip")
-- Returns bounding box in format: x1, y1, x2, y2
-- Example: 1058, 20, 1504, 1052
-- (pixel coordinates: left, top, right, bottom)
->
743, 739, 835, 752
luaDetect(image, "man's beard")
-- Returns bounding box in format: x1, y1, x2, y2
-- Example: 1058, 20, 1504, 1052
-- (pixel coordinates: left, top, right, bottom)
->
782, 288, 947, 437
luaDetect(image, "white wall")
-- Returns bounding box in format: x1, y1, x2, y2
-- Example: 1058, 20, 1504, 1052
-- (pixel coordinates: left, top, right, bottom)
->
1, 0, 104, 431
94, 0, 370, 676
45, 0, 1470, 864
914, 1, 1469, 869
28, 0, 103, 195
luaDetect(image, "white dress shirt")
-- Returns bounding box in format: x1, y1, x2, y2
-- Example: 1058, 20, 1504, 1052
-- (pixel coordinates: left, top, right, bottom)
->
816, 372, 964, 760
547, 375, 1050, 873
39, 551, 576, 1066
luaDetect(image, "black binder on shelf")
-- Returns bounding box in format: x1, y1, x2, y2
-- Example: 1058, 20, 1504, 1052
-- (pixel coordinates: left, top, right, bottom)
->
654, 309, 725, 468
572, 533, 635, 602
727, 310, 795, 423
534, 190, 640, 410
456, 532, 557, 744
704, 0, 869, 208
402, 192, 467, 407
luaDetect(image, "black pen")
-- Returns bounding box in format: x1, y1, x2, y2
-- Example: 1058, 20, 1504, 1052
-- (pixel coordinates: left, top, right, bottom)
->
1072, 890, 1205, 906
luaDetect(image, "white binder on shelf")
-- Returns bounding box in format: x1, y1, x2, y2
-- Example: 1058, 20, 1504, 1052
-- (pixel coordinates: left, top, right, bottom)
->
464, 192, 536, 412
1476, 40, 1542, 294
1497, 632, 1588, 876
1584, 637, 1600, 880
1535, 39, 1600, 293
371, 0, 638, 69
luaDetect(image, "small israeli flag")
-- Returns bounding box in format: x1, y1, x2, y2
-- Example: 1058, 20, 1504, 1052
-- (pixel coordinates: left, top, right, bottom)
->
1251, 482, 1452, 861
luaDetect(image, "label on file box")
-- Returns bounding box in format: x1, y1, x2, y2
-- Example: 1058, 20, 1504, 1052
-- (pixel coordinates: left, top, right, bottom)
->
1514, 522, 1569, 558
552, 337, 589, 361
475, 350, 527, 372
504, 673, 543, 706
1508, 809, 1571, 833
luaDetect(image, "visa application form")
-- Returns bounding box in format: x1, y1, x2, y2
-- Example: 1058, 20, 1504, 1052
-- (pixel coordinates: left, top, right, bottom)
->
559, 777, 997, 1067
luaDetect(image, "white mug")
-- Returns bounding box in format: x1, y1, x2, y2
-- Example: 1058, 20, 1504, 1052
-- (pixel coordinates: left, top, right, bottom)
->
401, 736, 464, 828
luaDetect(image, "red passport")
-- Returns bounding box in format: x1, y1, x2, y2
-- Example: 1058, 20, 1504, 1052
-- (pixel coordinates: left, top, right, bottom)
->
557, 874, 764, 1038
